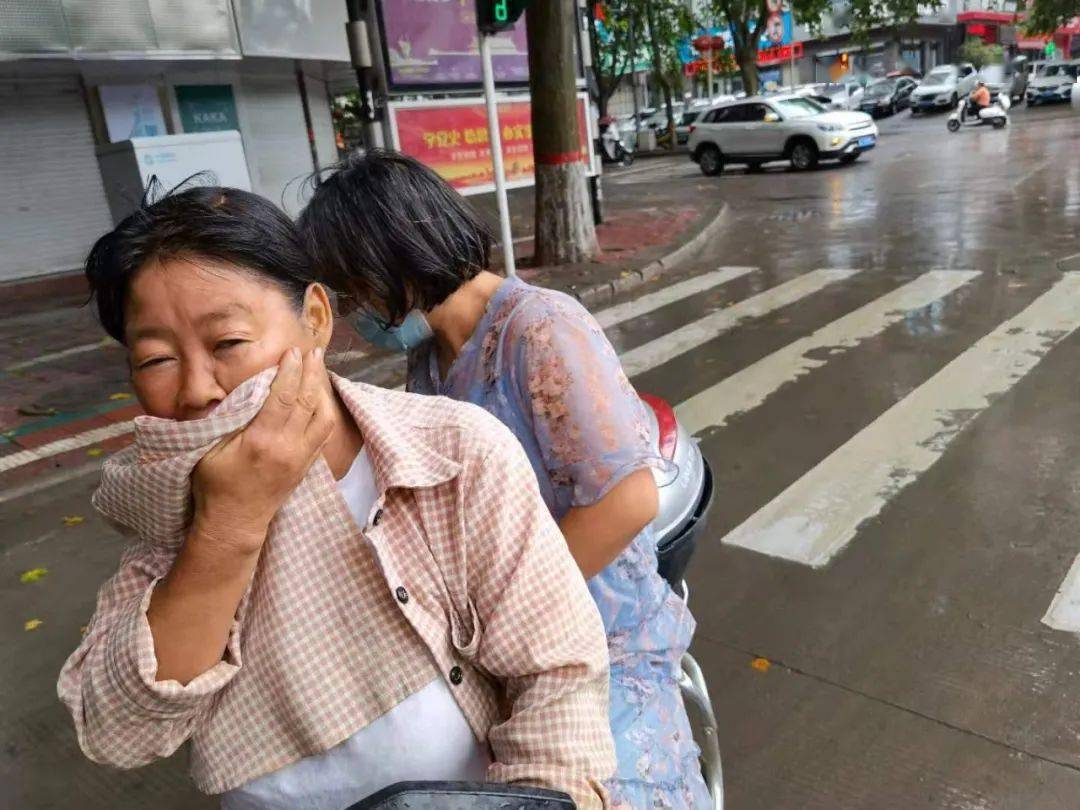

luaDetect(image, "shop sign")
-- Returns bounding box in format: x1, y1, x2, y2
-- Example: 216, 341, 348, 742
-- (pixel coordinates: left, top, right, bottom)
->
176, 85, 240, 133
387, 93, 594, 196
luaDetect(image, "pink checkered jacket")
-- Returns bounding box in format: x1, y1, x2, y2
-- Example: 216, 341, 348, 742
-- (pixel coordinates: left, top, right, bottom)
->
57, 370, 615, 806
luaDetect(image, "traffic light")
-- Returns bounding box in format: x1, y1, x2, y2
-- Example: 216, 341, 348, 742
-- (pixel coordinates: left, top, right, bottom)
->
476, 0, 530, 34
1044, 40, 1056, 58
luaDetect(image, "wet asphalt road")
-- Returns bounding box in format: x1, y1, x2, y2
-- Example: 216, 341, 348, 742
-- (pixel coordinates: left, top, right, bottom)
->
2, 101, 1080, 809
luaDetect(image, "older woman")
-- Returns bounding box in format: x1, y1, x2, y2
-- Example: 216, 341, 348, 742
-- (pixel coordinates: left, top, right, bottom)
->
58, 186, 615, 809
300, 151, 709, 808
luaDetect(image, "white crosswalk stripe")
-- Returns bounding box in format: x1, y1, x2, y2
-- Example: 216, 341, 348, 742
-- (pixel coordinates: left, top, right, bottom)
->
593, 266, 755, 329
721, 273, 1080, 568
620, 269, 858, 378
676, 270, 980, 435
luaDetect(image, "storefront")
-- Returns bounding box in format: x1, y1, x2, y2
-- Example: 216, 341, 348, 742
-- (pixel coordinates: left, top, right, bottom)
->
959, 11, 1080, 60
807, 27, 954, 83
0, 0, 348, 283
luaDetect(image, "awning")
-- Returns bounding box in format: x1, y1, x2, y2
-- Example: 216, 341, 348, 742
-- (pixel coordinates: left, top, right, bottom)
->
957, 10, 1021, 24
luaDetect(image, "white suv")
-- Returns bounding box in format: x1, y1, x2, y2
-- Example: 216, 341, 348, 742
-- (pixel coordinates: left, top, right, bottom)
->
910, 63, 979, 113
686, 94, 879, 175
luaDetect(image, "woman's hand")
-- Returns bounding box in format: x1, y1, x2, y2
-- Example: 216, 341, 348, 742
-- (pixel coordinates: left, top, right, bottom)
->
191, 346, 334, 555
148, 347, 333, 685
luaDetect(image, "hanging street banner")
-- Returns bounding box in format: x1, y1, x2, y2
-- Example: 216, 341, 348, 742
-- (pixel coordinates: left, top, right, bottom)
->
387, 93, 595, 196
377, 0, 529, 90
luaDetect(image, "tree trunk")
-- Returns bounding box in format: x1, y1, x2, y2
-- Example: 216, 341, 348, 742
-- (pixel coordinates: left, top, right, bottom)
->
644, 1, 676, 149
736, 43, 760, 96
527, 0, 598, 265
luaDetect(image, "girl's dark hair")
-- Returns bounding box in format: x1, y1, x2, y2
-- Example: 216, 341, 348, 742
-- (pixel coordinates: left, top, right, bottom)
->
85, 184, 314, 344
298, 149, 495, 324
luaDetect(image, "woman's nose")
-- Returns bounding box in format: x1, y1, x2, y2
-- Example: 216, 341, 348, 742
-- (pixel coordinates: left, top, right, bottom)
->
177, 358, 227, 420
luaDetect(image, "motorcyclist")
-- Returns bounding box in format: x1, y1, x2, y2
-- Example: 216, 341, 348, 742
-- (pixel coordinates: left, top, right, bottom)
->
968, 81, 991, 117
599, 115, 621, 162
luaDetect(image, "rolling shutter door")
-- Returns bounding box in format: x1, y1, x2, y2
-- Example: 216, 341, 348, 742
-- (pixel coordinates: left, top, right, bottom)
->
0, 77, 112, 282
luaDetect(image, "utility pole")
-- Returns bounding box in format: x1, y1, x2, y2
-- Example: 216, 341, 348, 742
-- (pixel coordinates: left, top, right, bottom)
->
476, 0, 531, 276
344, 0, 383, 149
479, 34, 516, 277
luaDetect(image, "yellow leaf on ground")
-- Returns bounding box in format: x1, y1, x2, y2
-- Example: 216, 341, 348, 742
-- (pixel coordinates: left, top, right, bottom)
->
62, 516, 85, 527
109, 392, 132, 401
86, 448, 104, 457
80, 625, 89, 635
24, 619, 43, 632
751, 657, 771, 673
20, 568, 48, 584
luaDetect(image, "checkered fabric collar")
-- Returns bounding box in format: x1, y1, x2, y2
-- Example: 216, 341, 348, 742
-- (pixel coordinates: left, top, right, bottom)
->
128, 367, 463, 492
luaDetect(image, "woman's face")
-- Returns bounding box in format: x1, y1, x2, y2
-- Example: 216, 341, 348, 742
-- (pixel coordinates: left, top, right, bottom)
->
125, 257, 331, 421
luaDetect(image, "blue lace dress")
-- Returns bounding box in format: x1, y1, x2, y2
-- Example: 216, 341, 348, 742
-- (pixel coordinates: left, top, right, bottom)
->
407, 277, 709, 808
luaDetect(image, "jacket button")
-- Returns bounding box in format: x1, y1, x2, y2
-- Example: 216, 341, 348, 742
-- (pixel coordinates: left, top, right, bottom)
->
372, 509, 383, 527
395, 586, 409, 604
449, 666, 463, 686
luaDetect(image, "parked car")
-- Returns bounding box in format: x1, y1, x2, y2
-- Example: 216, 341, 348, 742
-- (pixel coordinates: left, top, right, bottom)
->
1026, 60, 1079, 105
909, 63, 978, 113
801, 82, 870, 110
687, 94, 878, 176
1005, 56, 1033, 101
675, 109, 704, 145
976, 63, 1011, 102
858, 77, 919, 117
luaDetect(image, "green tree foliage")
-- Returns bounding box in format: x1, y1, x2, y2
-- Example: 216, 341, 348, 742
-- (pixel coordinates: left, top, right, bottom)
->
959, 36, 1004, 69
586, 0, 637, 118
1020, 0, 1079, 35
705, 0, 944, 95
588, 1, 696, 148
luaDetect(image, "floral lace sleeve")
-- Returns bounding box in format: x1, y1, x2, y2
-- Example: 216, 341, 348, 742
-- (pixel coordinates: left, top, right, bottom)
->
505, 294, 666, 508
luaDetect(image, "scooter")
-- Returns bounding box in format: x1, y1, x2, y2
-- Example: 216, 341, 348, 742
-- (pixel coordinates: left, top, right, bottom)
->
947, 92, 1010, 132
598, 118, 635, 168
643, 393, 723, 810
349, 395, 722, 810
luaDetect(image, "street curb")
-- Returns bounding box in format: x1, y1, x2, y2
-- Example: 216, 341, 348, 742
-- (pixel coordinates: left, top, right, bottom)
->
570, 202, 730, 309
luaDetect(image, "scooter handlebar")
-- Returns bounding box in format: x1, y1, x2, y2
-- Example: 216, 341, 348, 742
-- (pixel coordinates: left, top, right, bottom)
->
346, 781, 576, 809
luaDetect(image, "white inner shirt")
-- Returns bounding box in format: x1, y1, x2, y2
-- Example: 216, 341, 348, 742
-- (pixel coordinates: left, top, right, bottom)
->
221, 448, 491, 810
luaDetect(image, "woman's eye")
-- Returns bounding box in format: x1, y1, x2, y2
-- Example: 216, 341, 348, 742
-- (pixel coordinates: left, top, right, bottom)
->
214, 339, 247, 353
136, 357, 172, 371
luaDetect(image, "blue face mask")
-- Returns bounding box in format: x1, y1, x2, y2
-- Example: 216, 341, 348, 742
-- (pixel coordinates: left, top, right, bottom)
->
351, 308, 433, 353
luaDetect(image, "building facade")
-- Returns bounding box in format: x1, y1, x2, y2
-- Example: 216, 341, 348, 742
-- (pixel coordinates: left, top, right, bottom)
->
0, 0, 353, 283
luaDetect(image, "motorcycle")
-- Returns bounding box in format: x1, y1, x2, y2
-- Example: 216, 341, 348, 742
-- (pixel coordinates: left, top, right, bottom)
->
349, 394, 722, 810
947, 92, 1010, 132
598, 118, 635, 168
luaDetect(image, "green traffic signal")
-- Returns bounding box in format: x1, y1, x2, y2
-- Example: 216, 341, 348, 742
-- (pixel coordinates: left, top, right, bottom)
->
477, 0, 528, 34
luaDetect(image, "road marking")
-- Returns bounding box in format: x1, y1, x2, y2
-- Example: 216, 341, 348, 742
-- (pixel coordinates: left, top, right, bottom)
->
0, 421, 135, 474
1044, 554, 1080, 632
3, 338, 118, 373
676, 271, 981, 434
619, 269, 858, 378
594, 266, 756, 329
722, 274, 1080, 568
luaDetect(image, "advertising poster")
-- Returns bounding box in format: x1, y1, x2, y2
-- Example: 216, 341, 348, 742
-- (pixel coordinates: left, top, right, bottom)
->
379, 0, 529, 89
175, 85, 240, 133
388, 94, 593, 196
99, 84, 168, 143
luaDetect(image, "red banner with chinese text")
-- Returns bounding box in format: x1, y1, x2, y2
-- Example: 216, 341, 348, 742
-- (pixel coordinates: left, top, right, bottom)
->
388, 96, 592, 196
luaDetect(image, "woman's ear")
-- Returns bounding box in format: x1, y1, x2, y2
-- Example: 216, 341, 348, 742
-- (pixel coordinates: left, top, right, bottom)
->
302, 283, 334, 349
